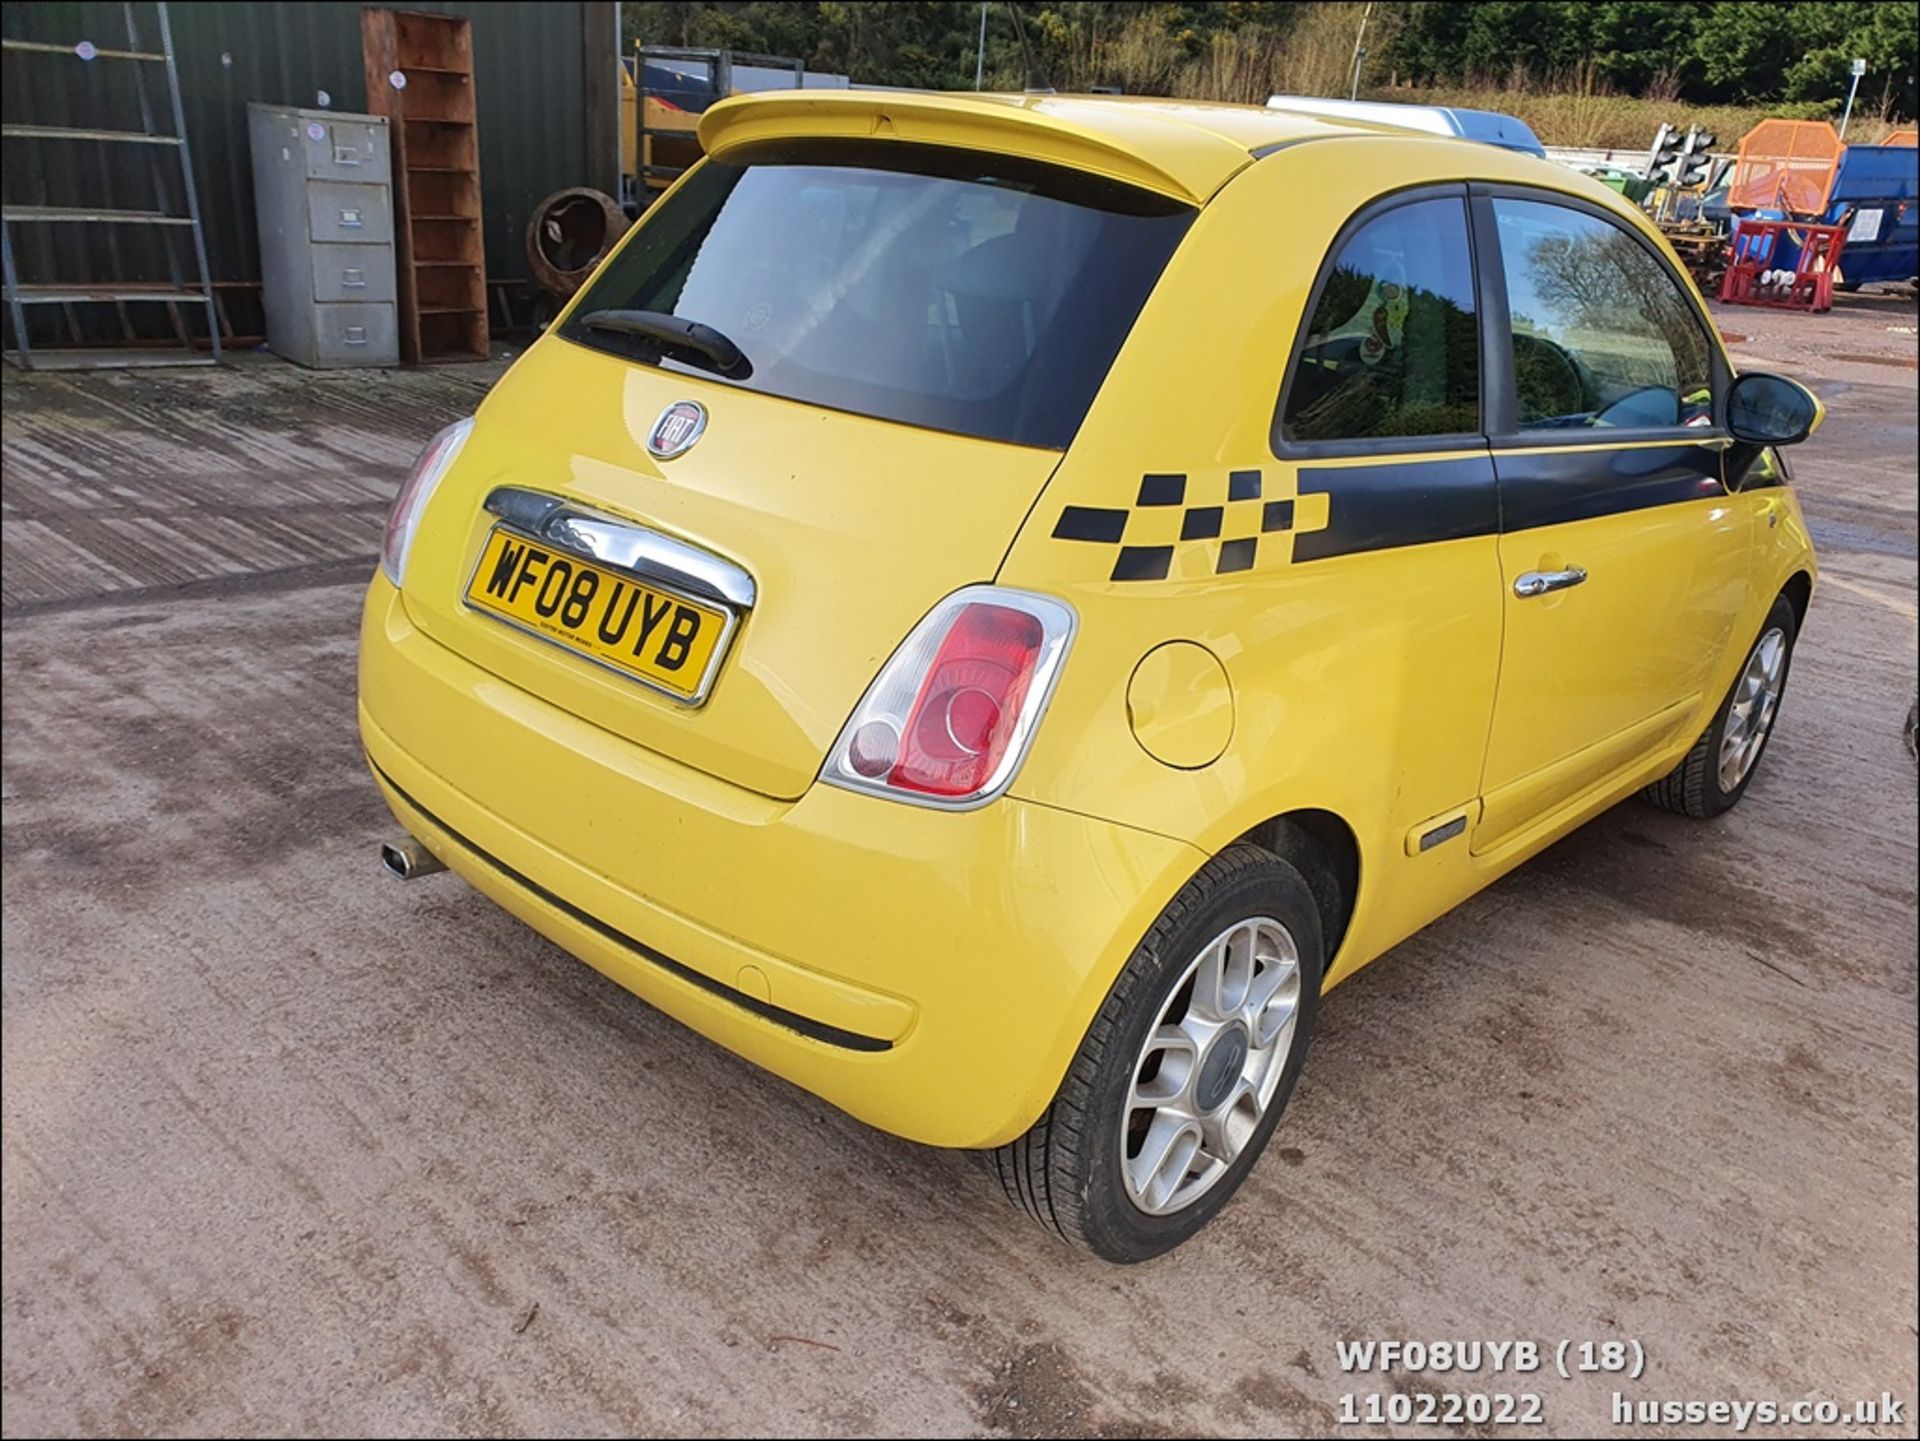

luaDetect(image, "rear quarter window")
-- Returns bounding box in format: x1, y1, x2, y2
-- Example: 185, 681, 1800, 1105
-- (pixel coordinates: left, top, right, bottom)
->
1278, 196, 1481, 447
561, 140, 1194, 450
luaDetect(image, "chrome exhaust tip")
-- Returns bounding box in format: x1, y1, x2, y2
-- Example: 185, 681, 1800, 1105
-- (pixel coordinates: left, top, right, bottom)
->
380, 837, 446, 881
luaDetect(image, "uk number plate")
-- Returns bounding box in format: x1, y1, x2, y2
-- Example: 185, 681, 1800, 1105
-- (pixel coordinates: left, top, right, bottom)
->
464, 527, 729, 702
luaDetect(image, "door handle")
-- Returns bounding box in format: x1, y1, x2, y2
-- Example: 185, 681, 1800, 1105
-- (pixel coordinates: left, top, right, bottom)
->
1514, 565, 1588, 598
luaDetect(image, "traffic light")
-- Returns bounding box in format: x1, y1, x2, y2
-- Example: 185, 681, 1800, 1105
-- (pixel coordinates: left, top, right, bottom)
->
1675, 127, 1717, 189
1644, 122, 1682, 183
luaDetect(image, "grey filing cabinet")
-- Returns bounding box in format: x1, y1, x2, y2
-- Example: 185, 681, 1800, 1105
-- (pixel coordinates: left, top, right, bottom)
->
249, 104, 399, 367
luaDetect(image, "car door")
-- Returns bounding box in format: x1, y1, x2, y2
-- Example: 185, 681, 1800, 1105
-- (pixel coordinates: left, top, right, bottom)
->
1471, 188, 1756, 855
1266, 186, 1506, 871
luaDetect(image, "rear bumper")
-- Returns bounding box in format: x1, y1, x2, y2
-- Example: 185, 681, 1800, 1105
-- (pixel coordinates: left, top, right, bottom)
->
359, 576, 1203, 1147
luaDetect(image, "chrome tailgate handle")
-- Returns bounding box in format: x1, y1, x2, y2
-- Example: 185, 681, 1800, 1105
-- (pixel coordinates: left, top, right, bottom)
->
1513, 566, 1588, 599
484, 485, 756, 610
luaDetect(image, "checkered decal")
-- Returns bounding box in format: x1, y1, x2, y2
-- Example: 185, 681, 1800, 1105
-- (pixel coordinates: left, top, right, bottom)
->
1051, 470, 1319, 582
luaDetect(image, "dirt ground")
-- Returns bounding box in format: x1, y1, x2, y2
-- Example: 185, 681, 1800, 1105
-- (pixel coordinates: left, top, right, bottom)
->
3, 295, 1915, 1438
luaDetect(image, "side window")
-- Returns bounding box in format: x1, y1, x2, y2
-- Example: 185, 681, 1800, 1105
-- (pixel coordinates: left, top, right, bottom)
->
1493, 198, 1713, 431
1280, 197, 1479, 446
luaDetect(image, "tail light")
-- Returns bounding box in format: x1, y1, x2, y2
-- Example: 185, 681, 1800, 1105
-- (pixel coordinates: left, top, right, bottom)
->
380, 417, 474, 586
822, 586, 1076, 809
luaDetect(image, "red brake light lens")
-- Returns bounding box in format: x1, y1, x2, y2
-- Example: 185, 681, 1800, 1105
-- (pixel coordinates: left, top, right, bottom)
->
891, 603, 1044, 797
823, 587, 1075, 809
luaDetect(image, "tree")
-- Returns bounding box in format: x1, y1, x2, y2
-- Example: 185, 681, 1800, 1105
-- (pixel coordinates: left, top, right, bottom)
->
1583, 2, 1705, 95
614, 1, 1917, 118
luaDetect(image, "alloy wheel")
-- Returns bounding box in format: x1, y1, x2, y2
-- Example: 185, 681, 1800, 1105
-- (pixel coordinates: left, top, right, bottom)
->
1120, 917, 1301, 1215
1719, 627, 1787, 792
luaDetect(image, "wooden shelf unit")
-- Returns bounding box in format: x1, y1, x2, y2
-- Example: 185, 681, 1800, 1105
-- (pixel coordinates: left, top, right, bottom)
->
359, 9, 487, 362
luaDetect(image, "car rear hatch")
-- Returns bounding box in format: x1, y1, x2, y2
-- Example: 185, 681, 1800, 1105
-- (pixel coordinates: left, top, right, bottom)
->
397, 131, 1195, 800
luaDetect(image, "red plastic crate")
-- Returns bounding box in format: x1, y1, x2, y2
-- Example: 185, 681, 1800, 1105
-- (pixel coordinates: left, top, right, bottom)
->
1718, 220, 1849, 312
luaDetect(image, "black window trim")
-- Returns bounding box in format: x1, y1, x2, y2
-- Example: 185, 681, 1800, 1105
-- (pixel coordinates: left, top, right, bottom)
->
1270, 182, 1491, 462
1469, 181, 1733, 452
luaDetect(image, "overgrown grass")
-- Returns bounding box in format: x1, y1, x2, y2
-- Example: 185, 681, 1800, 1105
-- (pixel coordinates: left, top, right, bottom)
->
996, 3, 1389, 103
1007, 11, 1904, 151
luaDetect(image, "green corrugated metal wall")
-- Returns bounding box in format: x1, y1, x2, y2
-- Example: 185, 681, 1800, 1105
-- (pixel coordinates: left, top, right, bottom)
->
2, 1, 590, 297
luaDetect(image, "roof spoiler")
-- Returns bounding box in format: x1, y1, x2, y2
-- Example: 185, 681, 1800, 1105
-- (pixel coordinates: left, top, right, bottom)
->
697, 91, 1231, 206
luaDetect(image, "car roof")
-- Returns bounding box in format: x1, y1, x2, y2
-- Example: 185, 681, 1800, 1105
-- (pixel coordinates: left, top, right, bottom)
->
699, 89, 1486, 207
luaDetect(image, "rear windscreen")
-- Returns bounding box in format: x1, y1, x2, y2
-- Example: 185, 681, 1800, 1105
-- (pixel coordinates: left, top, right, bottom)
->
559, 140, 1195, 450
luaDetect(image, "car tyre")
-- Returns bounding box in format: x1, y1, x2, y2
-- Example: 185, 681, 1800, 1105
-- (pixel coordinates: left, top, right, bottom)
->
1643, 594, 1798, 819
991, 843, 1323, 1262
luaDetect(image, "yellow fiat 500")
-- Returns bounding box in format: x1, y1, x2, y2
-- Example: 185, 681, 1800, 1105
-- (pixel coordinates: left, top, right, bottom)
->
361, 93, 1820, 1261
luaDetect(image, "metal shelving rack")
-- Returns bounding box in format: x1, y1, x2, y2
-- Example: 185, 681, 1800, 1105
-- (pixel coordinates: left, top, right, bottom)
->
0, 2, 221, 370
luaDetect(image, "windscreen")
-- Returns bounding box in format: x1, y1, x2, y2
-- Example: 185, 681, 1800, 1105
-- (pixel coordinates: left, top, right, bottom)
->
560, 140, 1195, 450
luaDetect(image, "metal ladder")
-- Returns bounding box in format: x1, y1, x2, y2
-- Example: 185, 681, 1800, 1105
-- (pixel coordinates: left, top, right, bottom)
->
1, 1, 221, 369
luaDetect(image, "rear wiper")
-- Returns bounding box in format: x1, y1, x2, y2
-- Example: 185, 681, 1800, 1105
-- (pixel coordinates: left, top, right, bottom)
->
579, 309, 751, 379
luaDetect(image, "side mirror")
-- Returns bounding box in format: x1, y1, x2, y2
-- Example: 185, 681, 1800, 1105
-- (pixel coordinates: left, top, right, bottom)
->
1727, 372, 1823, 446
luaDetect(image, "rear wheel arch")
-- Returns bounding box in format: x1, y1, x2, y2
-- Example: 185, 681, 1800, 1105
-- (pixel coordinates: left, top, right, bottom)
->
993, 841, 1325, 1259
1234, 808, 1361, 967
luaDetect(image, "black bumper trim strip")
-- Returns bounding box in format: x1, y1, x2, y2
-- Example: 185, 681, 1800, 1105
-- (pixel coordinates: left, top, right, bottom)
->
368, 758, 893, 1053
